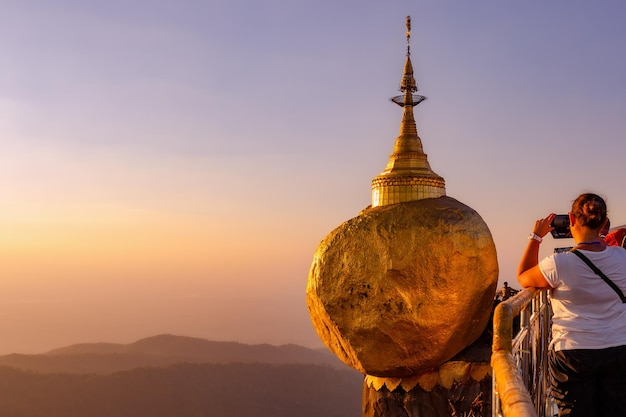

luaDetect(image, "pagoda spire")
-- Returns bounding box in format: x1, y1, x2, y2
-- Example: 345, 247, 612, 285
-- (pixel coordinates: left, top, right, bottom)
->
371, 16, 445, 207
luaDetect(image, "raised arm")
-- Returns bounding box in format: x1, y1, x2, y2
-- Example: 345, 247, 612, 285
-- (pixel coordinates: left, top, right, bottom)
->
517, 214, 555, 289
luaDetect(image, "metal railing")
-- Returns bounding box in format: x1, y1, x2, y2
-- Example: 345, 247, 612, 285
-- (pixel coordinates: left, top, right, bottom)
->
492, 288, 555, 417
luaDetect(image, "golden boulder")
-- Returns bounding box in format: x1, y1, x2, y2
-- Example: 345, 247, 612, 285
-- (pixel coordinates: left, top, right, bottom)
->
306, 196, 498, 377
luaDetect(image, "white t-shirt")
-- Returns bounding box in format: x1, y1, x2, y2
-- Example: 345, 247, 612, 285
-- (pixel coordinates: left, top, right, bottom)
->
538, 246, 626, 351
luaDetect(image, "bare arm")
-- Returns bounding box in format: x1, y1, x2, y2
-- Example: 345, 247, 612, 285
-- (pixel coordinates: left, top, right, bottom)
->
517, 214, 555, 289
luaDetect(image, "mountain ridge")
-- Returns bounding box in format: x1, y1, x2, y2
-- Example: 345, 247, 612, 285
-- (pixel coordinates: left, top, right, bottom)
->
0, 334, 348, 374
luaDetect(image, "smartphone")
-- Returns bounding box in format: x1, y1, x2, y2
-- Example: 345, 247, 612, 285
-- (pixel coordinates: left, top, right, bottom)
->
550, 214, 572, 239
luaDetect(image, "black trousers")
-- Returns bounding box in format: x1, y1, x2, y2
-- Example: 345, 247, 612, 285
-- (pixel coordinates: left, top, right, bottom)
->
549, 345, 626, 417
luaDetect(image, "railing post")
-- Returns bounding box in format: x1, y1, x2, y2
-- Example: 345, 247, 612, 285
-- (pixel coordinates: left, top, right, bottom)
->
491, 288, 540, 417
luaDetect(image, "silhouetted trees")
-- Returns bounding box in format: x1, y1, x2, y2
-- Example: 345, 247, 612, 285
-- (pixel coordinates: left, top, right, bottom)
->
0, 361, 362, 417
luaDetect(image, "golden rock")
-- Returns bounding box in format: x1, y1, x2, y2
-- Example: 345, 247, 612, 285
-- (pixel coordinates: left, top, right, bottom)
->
306, 196, 498, 377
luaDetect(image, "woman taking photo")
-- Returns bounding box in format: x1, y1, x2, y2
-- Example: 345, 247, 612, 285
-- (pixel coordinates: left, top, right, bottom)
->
518, 193, 626, 417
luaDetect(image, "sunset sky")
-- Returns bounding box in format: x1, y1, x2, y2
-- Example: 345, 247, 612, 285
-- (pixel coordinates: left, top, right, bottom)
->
2, 1, 626, 354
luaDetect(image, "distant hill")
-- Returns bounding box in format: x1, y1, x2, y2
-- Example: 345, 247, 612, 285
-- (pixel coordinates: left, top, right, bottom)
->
0, 362, 363, 417
0, 334, 349, 374
0, 335, 363, 417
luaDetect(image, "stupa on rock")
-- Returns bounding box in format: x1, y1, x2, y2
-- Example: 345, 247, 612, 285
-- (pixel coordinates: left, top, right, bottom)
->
371, 16, 445, 207
306, 16, 498, 417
